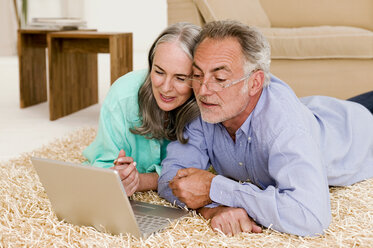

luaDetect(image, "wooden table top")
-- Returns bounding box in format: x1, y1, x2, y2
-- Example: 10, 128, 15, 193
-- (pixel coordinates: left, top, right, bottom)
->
48, 31, 132, 39
18, 28, 97, 34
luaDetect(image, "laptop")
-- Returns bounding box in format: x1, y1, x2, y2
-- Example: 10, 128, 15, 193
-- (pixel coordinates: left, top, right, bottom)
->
31, 157, 188, 238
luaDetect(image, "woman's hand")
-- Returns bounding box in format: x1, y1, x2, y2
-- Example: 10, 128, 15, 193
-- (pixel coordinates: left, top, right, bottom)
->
111, 149, 140, 196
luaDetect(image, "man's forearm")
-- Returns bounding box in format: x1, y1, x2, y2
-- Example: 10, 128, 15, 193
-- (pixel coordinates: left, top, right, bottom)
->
197, 206, 221, 219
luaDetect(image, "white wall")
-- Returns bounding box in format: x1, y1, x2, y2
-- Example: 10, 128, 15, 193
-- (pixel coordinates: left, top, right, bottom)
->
84, 0, 167, 69
27, 0, 63, 20
0, 0, 18, 55
27, 0, 168, 69
84, 0, 167, 51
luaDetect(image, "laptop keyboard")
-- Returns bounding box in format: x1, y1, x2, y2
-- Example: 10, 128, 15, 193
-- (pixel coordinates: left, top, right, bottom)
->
135, 214, 170, 234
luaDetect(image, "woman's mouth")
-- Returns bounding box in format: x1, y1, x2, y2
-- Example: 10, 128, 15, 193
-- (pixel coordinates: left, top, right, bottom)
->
160, 93, 176, 103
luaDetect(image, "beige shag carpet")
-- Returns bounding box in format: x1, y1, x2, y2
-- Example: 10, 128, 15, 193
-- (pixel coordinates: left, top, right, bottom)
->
1, 127, 372, 247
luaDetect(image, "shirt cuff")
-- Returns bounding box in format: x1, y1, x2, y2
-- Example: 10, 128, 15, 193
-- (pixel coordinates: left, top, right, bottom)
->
145, 164, 162, 175
88, 161, 113, 169
209, 175, 237, 207
204, 202, 220, 208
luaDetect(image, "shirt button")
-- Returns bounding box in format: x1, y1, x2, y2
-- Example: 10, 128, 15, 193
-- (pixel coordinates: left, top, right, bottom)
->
248, 136, 252, 142
239, 162, 243, 166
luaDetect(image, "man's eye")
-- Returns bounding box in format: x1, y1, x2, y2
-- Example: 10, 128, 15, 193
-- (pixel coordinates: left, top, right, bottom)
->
215, 78, 227, 82
193, 74, 202, 79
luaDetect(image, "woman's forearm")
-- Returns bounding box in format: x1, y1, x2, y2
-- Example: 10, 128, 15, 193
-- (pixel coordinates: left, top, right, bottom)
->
138, 172, 159, 192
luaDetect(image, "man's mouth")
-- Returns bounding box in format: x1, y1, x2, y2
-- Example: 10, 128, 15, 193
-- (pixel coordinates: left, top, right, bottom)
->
160, 93, 175, 103
199, 99, 219, 108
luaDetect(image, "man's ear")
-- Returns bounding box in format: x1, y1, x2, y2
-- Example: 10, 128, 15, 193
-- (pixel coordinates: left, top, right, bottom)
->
249, 70, 265, 96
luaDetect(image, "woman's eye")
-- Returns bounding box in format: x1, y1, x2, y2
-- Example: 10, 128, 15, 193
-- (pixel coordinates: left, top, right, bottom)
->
193, 74, 202, 79
155, 70, 164, 75
176, 77, 186, 82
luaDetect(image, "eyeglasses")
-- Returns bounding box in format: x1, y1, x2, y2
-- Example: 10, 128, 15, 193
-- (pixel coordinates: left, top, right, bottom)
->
184, 70, 257, 92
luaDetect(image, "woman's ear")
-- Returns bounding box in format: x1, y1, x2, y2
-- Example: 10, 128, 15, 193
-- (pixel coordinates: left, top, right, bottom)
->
249, 70, 265, 96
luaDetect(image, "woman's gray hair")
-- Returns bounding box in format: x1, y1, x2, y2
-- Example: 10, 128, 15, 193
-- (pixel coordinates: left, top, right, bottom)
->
193, 20, 271, 86
130, 22, 201, 144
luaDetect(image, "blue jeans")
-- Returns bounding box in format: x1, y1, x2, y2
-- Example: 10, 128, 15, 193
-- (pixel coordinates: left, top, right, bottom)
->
347, 91, 373, 114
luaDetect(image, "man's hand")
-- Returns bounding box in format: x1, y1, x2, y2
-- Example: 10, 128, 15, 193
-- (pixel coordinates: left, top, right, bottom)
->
169, 168, 216, 209
111, 149, 139, 196
198, 206, 262, 236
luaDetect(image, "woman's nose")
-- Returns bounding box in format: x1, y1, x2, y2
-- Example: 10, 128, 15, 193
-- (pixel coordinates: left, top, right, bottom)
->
161, 77, 173, 92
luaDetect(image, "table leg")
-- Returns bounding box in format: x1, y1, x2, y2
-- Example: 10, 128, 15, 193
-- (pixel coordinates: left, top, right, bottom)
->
18, 32, 48, 108
48, 38, 98, 120
109, 34, 133, 84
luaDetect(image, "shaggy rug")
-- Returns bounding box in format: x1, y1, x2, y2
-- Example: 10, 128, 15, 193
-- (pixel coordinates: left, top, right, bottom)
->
0, 127, 372, 247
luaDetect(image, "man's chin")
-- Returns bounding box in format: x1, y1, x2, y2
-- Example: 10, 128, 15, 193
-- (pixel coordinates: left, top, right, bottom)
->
201, 112, 224, 124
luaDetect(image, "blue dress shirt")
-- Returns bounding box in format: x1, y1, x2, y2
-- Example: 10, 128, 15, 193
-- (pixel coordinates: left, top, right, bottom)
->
158, 74, 373, 236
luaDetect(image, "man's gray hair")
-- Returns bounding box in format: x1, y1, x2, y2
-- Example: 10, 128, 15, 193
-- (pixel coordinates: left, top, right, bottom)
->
194, 20, 271, 86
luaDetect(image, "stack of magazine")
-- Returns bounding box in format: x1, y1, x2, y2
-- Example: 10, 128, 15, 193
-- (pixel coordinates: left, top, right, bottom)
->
27, 17, 87, 30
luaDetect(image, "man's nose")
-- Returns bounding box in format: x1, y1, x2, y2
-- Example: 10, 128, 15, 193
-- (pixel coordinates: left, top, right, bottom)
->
197, 80, 214, 96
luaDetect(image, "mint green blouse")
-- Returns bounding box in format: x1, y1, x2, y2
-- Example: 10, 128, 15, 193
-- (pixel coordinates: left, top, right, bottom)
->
83, 69, 170, 175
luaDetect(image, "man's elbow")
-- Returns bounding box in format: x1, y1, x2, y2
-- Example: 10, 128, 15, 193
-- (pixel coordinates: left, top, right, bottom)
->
270, 207, 331, 236
298, 218, 330, 237
282, 212, 331, 236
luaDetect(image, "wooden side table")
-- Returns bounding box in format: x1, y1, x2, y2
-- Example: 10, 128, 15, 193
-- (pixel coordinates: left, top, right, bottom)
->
17, 29, 133, 120
17, 29, 98, 108
47, 31, 133, 120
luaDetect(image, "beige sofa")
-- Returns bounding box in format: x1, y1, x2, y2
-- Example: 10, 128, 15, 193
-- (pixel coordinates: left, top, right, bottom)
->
167, 0, 373, 99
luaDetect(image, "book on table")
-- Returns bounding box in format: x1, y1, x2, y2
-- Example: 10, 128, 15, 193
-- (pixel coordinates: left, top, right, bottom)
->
26, 17, 87, 30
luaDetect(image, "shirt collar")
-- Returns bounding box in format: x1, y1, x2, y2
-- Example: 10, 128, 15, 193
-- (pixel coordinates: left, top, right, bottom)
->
236, 77, 271, 137
216, 108, 253, 137
238, 111, 252, 137
252, 77, 270, 116
216, 74, 273, 137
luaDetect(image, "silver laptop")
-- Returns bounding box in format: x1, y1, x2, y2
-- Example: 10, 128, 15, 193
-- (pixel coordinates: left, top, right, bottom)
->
31, 157, 188, 238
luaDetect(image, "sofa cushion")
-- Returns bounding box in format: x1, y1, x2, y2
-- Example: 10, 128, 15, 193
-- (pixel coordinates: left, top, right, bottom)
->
194, 0, 271, 28
168, 0, 204, 26
260, 26, 373, 59
260, 0, 373, 31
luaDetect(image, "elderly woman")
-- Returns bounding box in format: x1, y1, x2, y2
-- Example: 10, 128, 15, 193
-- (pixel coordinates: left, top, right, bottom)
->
83, 23, 201, 196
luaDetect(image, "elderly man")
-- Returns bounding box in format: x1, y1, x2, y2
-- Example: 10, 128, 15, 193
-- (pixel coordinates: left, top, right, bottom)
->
158, 20, 373, 236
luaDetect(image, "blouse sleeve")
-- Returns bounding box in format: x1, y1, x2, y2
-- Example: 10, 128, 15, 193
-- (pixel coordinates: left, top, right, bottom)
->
83, 102, 131, 168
